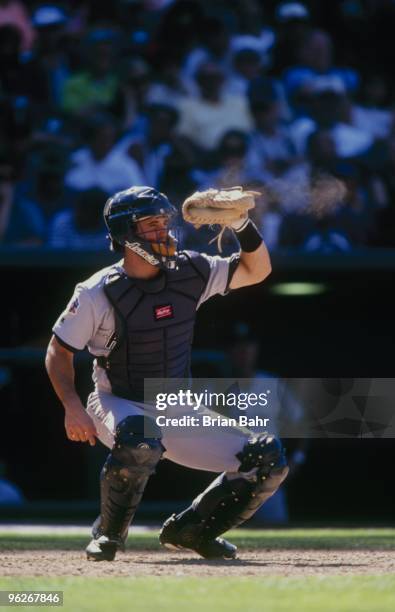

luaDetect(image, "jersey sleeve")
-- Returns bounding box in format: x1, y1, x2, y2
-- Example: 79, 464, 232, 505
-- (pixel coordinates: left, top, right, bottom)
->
197, 252, 240, 307
52, 284, 96, 351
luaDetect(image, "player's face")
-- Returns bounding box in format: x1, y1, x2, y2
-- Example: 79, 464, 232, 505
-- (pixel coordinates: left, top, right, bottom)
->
135, 215, 171, 243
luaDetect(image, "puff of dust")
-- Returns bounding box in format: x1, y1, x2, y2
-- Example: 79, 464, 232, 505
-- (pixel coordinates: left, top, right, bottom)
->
308, 175, 348, 218
257, 174, 347, 217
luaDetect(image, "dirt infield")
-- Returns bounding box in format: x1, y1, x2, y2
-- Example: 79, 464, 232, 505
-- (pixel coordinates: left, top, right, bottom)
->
2, 549, 395, 577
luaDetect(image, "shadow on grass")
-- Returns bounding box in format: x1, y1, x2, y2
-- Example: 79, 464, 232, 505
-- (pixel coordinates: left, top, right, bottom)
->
1, 530, 395, 552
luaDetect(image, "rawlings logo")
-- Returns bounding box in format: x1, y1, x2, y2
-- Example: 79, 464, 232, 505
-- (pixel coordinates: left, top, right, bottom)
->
154, 304, 173, 321
125, 241, 159, 265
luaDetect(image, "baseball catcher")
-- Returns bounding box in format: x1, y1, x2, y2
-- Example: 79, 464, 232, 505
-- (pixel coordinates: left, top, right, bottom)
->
45, 185, 288, 561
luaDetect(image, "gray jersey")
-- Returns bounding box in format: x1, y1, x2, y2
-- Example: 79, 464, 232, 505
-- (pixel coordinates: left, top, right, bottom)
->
52, 252, 233, 392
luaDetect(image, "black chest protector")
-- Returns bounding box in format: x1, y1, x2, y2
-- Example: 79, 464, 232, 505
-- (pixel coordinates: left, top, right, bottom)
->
100, 251, 211, 401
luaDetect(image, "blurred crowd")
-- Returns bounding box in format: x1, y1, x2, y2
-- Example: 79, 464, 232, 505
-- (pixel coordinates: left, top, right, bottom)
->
2, 0, 395, 253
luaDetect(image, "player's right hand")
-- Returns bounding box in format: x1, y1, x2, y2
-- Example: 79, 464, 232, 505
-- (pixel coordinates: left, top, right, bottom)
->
64, 403, 98, 446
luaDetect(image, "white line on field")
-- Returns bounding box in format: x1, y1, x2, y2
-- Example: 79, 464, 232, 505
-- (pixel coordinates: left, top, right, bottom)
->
0, 524, 156, 535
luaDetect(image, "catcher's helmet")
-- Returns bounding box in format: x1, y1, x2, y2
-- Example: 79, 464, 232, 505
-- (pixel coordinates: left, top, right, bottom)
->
104, 186, 179, 269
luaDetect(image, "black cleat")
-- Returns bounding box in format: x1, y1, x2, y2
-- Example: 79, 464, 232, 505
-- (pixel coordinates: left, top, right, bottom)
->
85, 535, 122, 561
159, 514, 237, 560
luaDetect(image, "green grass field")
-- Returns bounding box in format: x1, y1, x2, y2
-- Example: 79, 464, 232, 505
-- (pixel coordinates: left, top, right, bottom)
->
1, 575, 394, 612
1, 529, 395, 612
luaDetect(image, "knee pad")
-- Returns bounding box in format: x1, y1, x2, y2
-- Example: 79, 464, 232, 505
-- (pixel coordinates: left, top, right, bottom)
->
172, 435, 289, 542
98, 416, 163, 542
185, 435, 288, 538
236, 433, 287, 473
111, 415, 164, 469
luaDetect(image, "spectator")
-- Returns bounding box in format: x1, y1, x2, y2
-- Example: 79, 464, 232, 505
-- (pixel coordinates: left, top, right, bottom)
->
195, 129, 256, 190
0, 155, 44, 245
279, 138, 373, 251
61, 27, 119, 117
177, 61, 252, 150
115, 103, 193, 189
0, 25, 43, 100
226, 47, 263, 96
148, 56, 189, 110
159, 145, 198, 209
302, 165, 372, 254
31, 114, 74, 150
48, 188, 108, 249
28, 5, 70, 110
111, 57, 153, 132
284, 28, 359, 96
289, 78, 374, 158
229, 0, 275, 69
249, 69, 292, 122
154, 0, 204, 65
307, 128, 338, 175
185, 130, 255, 254
246, 78, 303, 182
351, 74, 393, 140
65, 112, 144, 193
0, 0, 35, 52
0, 94, 34, 176
17, 145, 72, 223
181, 16, 231, 93
271, 2, 311, 75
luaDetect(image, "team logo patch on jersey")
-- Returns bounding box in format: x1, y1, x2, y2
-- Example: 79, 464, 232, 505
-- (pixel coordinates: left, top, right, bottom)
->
154, 304, 173, 321
68, 298, 79, 314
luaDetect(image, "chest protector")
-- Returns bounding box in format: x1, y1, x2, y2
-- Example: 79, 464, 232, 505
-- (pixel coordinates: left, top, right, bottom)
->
100, 252, 211, 401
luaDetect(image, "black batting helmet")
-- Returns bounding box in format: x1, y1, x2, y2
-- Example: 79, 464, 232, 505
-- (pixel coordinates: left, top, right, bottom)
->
104, 186, 179, 269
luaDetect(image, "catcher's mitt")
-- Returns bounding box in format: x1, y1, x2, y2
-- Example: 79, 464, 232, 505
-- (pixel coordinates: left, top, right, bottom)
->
182, 186, 260, 251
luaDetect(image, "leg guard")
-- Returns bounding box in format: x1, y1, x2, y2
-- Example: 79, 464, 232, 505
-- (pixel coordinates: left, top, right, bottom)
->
93, 415, 164, 543
161, 434, 288, 546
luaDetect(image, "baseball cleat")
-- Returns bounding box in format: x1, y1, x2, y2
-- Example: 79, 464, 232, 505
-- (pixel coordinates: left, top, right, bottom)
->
159, 514, 238, 560
85, 535, 122, 561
